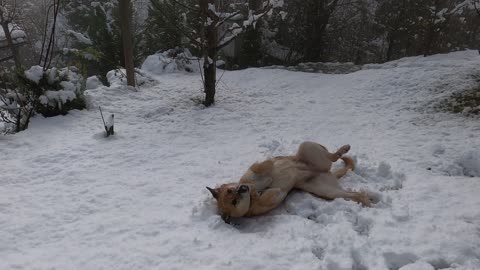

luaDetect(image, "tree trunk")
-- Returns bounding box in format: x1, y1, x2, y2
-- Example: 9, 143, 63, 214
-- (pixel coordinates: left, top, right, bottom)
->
1, 23, 21, 70
386, 32, 395, 61
303, 3, 329, 62
424, 0, 441, 57
203, 57, 216, 106
119, 0, 136, 87
200, 0, 217, 107
423, 26, 435, 57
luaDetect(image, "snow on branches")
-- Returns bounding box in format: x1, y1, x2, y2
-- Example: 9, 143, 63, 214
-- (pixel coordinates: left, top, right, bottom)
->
214, 0, 284, 50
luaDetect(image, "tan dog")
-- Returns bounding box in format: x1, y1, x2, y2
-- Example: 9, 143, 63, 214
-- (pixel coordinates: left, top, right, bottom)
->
207, 142, 371, 223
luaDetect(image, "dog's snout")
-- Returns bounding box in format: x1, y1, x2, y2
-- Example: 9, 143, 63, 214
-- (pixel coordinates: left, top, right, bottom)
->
238, 185, 249, 194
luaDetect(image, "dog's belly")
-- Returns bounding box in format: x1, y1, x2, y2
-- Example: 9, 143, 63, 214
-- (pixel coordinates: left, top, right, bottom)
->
269, 159, 313, 192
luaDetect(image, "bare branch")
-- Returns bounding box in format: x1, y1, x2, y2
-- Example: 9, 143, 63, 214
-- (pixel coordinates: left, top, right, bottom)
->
446, 0, 470, 15
43, 0, 61, 70
169, 0, 200, 14
39, 2, 55, 65
215, 10, 241, 28
216, 24, 243, 50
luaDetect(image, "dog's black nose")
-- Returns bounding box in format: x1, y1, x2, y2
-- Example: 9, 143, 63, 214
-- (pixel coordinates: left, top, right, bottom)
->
237, 185, 249, 194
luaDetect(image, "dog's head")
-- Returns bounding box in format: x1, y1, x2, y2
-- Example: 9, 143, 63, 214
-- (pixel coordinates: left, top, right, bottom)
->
206, 183, 252, 223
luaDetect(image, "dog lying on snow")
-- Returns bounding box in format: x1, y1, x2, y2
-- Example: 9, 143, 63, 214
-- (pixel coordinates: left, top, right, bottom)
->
207, 142, 373, 223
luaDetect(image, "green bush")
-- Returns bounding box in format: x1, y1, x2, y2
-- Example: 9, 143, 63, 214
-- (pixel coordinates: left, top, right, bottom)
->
21, 66, 86, 117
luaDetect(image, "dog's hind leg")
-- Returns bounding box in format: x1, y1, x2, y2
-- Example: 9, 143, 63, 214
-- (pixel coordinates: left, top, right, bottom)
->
330, 144, 351, 162
296, 142, 351, 172
333, 157, 355, 179
296, 173, 371, 206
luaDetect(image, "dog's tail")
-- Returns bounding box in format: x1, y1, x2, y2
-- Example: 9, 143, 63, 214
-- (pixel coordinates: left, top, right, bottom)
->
333, 156, 355, 179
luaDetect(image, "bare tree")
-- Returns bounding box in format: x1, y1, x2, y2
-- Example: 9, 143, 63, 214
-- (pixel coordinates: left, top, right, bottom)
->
0, 0, 22, 70
119, 0, 136, 87
199, 0, 282, 106
147, 0, 281, 106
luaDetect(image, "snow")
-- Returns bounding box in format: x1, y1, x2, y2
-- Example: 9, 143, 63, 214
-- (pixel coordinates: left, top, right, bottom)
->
24, 65, 44, 83
455, 151, 480, 177
66, 30, 93, 45
208, 3, 216, 13
43, 90, 77, 108
86, 76, 103, 90
206, 17, 213, 26
270, 0, 284, 8
104, 114, 114, 130
106, 69, 129, 88
141, 49, 199, 75
106, 68, 157, 89
0, 24, 26, 47
399, 261, 435, 270
1, 51, 480, 270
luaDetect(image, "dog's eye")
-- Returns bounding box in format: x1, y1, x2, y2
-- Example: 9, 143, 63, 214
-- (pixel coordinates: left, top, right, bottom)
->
232, 199, 237, 206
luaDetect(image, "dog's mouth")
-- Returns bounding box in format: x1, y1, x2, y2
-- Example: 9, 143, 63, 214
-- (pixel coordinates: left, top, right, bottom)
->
221, 185, 251, 224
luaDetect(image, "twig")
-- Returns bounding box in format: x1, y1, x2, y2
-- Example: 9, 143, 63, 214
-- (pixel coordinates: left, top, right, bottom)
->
215, 11, 241, 27
215, 68, 226, 88
99, 106, 107, 132
38, 2, 54, 65
197, 58, 205, 86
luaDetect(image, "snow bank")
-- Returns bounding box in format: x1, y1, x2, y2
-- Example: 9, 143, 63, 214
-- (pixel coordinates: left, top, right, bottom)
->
454, 151, 480, 177
399, 261, 435, 270
106, 68, 157, 88
141, 48, 199, 75
86, 76, 103, 90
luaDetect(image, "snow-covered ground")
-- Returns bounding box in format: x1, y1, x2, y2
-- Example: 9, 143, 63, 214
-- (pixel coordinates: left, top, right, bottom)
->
2, 51, 480, 270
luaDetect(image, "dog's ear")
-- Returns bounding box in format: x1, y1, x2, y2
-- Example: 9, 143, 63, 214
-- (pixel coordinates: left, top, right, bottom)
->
206, 187, 220, 199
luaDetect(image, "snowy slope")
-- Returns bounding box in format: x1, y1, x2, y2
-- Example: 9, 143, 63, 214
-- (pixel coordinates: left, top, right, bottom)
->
1, 51, 480, 270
